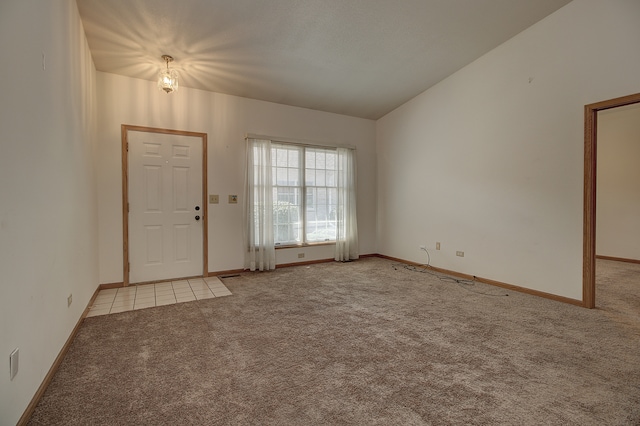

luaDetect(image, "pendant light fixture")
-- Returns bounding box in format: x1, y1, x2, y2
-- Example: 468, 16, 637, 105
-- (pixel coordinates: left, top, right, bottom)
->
158, 55, 179, 93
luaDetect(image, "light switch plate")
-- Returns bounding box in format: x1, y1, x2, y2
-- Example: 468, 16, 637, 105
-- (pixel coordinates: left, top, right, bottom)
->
209, 194, 219, 204
229, 195, 238, 204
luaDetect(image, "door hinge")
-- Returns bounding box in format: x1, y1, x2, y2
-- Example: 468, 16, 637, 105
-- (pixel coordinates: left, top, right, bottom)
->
128, 202, 130, 213
126, 142, 129, 151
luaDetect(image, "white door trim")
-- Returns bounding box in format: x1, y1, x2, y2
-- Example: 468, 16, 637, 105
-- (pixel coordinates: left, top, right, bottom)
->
122, 124, 208, 286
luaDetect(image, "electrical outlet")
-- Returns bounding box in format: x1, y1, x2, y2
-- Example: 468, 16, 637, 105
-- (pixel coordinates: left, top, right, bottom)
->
10, 348, 19, 380
67, 294, 73, 307
209, 194, 219, 204
436, 242, 441, 250
228, 195, 238, 204
456, 251, 464, 257
419, 245, 426, 251
298, 253, 305, 258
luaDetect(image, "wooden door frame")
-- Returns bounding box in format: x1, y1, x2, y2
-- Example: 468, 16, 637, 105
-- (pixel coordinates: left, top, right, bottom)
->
583, 93, 640, 308
122, 124, 208, 286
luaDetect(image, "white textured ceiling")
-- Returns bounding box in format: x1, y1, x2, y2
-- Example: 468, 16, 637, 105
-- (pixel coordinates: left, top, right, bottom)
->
77, 0, 572, 119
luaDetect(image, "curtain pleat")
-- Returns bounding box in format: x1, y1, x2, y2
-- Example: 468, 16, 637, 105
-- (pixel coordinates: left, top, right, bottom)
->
335, 148, 359, 262
244, 138, 276, 271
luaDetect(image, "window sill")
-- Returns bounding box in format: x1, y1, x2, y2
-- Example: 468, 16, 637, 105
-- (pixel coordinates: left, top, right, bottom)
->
275, 242, 335, 250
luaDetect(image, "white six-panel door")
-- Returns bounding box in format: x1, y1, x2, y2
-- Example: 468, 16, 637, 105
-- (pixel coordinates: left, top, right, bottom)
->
128, 131, 203, 283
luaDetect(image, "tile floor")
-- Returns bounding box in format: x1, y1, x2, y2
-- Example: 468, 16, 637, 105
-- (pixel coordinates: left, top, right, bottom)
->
86, 276, 232, 317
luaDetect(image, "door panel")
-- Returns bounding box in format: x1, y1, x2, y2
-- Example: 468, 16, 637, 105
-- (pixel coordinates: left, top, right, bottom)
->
144, 166, 162, 211
173, 167, 189, 211
128, 131, 203, 283
174, 224, 190, 261
145, 225, 163, 264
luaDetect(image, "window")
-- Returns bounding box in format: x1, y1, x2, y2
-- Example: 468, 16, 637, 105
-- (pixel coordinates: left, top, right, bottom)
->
272, 145, 302, 244
270, 143, 338, 246
245, 137, 358, 270
304, 148, 338, 243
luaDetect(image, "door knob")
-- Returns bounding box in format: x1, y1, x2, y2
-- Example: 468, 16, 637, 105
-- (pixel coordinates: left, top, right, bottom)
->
195, 206, 200, 211
195, 215, 200, 221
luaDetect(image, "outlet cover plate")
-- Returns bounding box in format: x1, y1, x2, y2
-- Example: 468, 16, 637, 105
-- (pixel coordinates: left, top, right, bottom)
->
209, 194, 219, 204
228, 195, 238, 204
456, 251, 464, 257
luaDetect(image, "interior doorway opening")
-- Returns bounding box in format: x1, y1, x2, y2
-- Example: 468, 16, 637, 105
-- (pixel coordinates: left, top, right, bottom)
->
583, 93, 640, 308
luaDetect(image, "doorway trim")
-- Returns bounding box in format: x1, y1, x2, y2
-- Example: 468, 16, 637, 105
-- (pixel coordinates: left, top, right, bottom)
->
121, 124, 208, 286
583, 92, 640, 308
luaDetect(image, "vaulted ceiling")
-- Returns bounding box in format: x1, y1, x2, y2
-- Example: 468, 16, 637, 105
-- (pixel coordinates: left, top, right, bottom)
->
77, 0, 572, 119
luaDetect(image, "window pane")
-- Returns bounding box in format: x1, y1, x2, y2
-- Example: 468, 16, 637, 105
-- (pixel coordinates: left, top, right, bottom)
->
326, 152, 336, 170
272, 144, 302, 245
274, 198, 301, 244
288, 150, 298, 167
326, 170, 335, 186
275, 148, 288, 167
304, 147, 337, 242
305, 169, 315, 186
306, 208, 317, 223
328, 188, 337, 206
288, 168, 299, 186
307, 150, 316, 168
276, 168, 288, 185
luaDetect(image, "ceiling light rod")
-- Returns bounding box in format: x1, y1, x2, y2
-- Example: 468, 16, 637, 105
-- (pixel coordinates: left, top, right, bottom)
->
158, 54, 179, 94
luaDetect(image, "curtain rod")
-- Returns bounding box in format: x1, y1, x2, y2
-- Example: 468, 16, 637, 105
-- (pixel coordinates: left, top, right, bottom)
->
245, 133, 356, 150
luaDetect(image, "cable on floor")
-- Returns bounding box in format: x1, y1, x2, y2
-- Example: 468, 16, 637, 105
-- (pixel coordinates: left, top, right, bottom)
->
392, 248, 509, 297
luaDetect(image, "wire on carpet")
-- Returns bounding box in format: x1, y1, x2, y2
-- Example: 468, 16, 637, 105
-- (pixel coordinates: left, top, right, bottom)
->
392, 248, 509, 297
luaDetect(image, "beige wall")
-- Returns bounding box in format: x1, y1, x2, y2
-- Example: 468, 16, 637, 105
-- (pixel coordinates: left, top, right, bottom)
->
376, 0, 640, 300
0, 1, 98, 423
597, 103, 640, 260
96, 73, 377, 284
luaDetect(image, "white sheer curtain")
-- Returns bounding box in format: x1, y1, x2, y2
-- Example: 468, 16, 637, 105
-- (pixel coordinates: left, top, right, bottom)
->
335, 147, 359, 261
244, 138, 276, 271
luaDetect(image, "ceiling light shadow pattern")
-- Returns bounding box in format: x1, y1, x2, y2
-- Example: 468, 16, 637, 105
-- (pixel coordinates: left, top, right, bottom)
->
77, 0, 572, 119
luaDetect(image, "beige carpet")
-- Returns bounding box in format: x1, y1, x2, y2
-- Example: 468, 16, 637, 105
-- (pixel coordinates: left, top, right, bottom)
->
28, 258, 640, 425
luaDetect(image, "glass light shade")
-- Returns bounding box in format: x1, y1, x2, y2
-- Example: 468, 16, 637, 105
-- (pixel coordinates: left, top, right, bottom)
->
158, 68, 179, 93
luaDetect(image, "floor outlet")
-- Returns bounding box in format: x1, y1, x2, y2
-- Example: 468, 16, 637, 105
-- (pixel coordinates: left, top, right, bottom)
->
10, 348, 19, 380
456, 251, 464, 257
